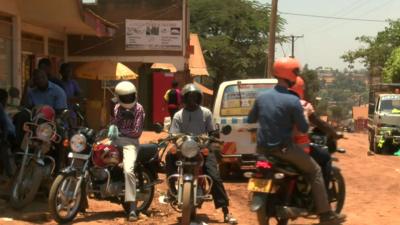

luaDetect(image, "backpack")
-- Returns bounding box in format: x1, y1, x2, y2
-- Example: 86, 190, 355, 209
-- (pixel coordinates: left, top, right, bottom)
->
167, 89, 178, 105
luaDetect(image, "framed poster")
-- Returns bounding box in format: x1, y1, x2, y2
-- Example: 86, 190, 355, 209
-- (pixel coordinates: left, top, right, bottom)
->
125, 19, 183, 51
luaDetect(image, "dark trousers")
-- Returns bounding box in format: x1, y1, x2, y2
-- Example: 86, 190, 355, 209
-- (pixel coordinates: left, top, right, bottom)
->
166, 151, 230, 209
310, 146, 332, 188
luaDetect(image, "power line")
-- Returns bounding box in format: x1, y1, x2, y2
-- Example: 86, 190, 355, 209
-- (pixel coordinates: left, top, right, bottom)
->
279, 11, 387, 23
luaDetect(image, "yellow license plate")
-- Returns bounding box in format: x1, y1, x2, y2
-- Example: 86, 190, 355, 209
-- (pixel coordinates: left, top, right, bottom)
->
247, 178, 275, 193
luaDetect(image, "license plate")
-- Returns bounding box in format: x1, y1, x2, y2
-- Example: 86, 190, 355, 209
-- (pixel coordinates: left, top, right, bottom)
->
68, 152, 90, 160
247, 178, 275, 193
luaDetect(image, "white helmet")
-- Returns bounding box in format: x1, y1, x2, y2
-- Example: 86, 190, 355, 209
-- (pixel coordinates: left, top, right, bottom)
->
115, 81, 137, 109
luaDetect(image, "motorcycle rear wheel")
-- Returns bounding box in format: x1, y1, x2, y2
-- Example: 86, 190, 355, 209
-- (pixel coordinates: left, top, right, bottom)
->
10, 161, 43, 209
49, 174, 82, 224
329, 167, 346, 213
256, 203, 288, 225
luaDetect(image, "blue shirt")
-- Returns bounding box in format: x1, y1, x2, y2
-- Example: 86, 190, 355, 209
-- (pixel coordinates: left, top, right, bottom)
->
248, 85, 308, 148
27, 81, 68, 110
0, 104, 15, 137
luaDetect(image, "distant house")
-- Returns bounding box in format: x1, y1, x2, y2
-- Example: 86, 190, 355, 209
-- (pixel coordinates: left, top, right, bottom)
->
352, 105, 368, 131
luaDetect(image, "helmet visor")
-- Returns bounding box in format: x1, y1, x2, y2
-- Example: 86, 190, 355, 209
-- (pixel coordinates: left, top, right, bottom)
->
118, 93, 136, 104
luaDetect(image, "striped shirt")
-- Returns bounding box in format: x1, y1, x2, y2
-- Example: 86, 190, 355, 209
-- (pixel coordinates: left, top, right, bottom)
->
111, 103, 145, 139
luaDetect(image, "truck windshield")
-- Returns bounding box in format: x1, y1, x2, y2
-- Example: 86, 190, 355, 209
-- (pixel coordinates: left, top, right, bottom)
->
221, 83, 274, 116
380, 99, 400, 113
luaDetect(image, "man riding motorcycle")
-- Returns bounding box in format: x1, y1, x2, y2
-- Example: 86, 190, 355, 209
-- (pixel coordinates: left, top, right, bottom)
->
166, 83, 237, 224
247, 57, 346, 225
290, 76, 342, 187
109, 81, 145, 222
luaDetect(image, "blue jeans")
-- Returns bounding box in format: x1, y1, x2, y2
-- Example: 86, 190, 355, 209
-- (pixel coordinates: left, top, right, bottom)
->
310, 146, 332, 188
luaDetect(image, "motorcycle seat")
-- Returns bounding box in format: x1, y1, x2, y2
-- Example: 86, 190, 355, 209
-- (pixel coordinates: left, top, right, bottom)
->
265, 156, 300, 176
137, 144, 158, 163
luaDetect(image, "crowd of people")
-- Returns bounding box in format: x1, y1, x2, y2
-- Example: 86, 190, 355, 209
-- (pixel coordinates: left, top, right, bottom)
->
0, 56, 346, 225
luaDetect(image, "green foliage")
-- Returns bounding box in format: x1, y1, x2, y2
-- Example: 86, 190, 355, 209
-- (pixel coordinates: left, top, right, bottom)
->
342, 20, 400, 76
383, 47, 400, 83
316, 71, 369, 120
300, 65, 319, 105
189, 0, 285, 90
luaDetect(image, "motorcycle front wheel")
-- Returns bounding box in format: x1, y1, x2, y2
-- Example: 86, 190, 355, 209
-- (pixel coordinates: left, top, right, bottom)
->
181, 181, 195, 225
10, 161, 43, 209
49, 174, 82, 224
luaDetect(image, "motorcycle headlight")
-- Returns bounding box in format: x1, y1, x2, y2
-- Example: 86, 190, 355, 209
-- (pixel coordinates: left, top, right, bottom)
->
181, 138, 200, 158
70, 134, 87, 153
36, 123, 54, 141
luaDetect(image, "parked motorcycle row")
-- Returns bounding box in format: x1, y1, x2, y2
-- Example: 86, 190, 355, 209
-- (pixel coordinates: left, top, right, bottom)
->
0, 104, 346, 225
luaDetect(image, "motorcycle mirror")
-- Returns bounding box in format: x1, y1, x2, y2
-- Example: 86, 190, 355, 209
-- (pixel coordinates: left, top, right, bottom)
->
221, 125, 232, 135
61, 109, 70, 120
153, 123, 163, 133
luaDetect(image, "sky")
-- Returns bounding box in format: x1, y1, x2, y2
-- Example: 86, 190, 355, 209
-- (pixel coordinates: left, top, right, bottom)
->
257, 0, 400, 70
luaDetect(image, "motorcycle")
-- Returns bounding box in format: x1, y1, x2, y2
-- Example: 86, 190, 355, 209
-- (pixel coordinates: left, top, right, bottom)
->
159, 126, 231, 225
48, 127, 163, 224
248, 129, 346, 225
10, 108, 61, 209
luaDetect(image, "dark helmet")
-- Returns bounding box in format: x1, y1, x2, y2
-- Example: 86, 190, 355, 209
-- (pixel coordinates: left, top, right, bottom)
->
182, 83, 203, 105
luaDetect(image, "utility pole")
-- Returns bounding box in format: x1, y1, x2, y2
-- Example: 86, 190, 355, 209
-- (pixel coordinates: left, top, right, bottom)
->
282, 35, 304, 58
266, 0, 278, 78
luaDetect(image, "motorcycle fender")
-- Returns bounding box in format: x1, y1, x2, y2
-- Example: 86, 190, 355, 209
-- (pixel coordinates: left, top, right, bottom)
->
183, 174, 194, 182
250, 193, 266, 212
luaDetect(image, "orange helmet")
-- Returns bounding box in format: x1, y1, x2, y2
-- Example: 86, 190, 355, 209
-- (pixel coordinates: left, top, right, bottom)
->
290, 76, 305, 99
273, 57, 301, 82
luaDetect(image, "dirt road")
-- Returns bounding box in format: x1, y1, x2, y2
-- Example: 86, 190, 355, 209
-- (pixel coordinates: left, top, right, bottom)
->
1, 132, 400, 225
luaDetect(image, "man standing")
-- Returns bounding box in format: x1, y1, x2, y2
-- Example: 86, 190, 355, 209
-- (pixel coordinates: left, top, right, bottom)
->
60, 63, 81, 126
38, 58, 64, 89
248, 58, 346, 225
27, 69, 67, 113
164, 80, 181, 119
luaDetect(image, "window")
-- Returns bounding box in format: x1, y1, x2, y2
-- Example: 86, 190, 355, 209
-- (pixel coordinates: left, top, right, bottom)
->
379, 96, 400, 113
48, 38, 65, 57
220, 83, 274, 116
0, 14, 13, 89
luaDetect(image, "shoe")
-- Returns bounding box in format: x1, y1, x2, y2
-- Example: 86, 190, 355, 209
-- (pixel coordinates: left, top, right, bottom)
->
128, 210, 138, 222
319, 211, 346, 225
224, 213, 238, 224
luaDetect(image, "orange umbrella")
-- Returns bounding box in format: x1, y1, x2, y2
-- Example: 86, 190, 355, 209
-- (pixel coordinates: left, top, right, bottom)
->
76, 60, 138, 80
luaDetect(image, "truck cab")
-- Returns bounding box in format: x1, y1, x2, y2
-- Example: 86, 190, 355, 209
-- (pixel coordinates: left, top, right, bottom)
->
369, 84, 400, 154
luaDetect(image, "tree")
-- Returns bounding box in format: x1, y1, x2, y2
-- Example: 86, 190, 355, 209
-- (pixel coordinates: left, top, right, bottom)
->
300, 64, 319, 105
342, 20, 400, 74
189, 0, 285, 91
383, 47, 400, 83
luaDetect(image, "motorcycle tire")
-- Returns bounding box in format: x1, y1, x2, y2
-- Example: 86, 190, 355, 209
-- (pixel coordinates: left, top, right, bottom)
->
256, 203, 288, 225
181, 181, 194, 225
49, 174, 82, 224
330, 167, 346, 213
122, 168, 155, 214
10, 161, 43, 209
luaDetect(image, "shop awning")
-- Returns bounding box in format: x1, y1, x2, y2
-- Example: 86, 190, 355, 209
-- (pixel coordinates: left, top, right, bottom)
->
151, 63, 177, 73
189, 34, 209, 76
17, 0, 117, 37
194, 81, 213, 96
